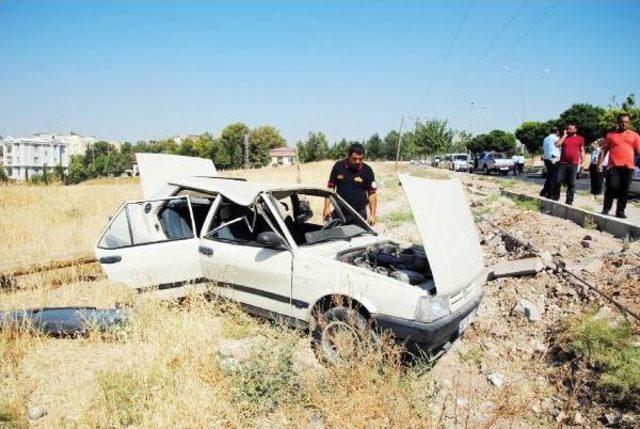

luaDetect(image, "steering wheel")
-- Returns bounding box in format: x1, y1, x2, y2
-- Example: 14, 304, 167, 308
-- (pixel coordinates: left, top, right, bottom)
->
322, 218, 343, 230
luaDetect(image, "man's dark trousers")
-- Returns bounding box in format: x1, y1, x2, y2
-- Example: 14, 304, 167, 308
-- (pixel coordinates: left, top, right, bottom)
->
589, 164, 603, 195
603, 167, 633, 215
560, 163, 578, 205
541, 160, 561, 200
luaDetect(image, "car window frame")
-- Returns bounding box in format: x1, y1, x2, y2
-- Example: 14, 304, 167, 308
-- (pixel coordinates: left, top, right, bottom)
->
96, 195, 198, 250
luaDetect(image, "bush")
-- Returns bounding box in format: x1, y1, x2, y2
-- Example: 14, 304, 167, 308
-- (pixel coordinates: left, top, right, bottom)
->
561, 312, 640, 398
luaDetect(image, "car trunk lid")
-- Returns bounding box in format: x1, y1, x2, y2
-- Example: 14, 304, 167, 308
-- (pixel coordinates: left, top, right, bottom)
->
136, 153, 217, 198
398, 174, 484, 296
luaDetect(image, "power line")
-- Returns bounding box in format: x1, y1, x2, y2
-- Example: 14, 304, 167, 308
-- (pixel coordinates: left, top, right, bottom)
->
495, 0, 562, 66
424, 0, 476, 99
459, 0, 529, 83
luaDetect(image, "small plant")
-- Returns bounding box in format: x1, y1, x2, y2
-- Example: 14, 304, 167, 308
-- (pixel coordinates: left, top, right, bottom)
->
458, 345, 484, 367
560, 312, 640, 399
513, 197, 540, 212
381, 211, 414, 227
583, 216, 598, 230
234, 337, 299, 412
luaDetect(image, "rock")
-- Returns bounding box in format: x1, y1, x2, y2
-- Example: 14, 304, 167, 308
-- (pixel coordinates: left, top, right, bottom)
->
489, 257, 545, 279
539, 251, 554, 268
487, 372, 504, 387
27, 406, 47, 421
512, 299, 542, 322
583, 234, 593, 241
308, 412, 325, 429
574, 411, 584, 425
217, 337, 262, 363
580, 240, 591, 248
533, 341, 547, 353
603, 413, 618, 425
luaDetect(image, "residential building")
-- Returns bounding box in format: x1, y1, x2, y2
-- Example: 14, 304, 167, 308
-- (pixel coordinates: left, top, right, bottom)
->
269, 147, 297, 166
33, 132, 97, 157
1, 134, 69, 180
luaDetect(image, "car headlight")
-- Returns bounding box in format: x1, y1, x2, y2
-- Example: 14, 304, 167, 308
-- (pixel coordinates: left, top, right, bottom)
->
415, 295, 451, 322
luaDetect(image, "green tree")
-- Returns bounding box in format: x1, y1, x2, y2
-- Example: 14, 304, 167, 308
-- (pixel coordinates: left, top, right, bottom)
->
298, 132, 329, 162
328, 138, 350, 160
451, 130, 473, 153
365, 133, 385, 160
515, 121, 555, 154
248, 126, 287, 166
0, 164, 9, 182
602, 93, 640, 132
558, 103, 606, 143
413, 119, 454, 156
220, 123, 250, 169
468, 130, 517, 154
68, 155, 90, 184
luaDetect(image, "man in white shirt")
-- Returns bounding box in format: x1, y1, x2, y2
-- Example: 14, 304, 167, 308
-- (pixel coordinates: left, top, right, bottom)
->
540, 127, 561, 199
589, 138, 604, 196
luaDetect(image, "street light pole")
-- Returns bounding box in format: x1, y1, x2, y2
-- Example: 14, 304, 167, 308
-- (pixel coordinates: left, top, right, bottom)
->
395, 116, 405, 170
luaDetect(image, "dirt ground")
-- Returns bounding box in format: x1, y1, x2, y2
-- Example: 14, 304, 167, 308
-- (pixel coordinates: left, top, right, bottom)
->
1, 161, 638, 428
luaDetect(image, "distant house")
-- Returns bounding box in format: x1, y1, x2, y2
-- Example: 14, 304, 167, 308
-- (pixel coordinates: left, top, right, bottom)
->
269, 147, 297, 166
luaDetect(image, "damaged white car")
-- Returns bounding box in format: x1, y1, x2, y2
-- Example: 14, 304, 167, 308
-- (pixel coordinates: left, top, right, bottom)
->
96, 154, 485, 361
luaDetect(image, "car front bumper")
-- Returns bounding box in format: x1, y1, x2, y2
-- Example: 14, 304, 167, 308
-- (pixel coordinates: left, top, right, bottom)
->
373, 290, 483, 351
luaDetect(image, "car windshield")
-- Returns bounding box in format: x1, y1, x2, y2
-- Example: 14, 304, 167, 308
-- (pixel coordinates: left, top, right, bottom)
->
493, 153, 506, 159
454, 155, 468, 161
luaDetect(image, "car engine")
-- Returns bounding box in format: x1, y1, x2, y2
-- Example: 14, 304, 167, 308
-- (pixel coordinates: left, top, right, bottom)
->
337, 242, 433, 287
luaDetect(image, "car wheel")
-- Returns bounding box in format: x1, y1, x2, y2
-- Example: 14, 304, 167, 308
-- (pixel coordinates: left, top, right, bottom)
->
483, 165, 489, 175
312, 306, 379, 365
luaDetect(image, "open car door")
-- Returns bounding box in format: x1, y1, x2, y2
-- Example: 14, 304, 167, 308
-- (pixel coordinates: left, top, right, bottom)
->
95, 195, 204, 289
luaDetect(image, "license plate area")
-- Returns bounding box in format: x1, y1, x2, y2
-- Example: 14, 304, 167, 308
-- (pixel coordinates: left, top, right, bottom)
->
458, 309, 477, 334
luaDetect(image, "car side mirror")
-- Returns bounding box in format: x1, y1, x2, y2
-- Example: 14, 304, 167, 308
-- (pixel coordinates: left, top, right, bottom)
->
257, 231, 286, 249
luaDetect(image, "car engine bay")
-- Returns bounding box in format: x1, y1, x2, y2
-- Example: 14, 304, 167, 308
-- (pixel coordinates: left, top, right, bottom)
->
337, 242, 435, 292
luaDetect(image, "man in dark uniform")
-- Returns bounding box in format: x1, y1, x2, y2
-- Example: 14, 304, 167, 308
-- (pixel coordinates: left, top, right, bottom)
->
323, 143, 377, 225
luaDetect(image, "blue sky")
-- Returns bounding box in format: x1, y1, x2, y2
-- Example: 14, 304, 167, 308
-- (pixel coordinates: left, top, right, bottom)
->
1, 0, 639, 145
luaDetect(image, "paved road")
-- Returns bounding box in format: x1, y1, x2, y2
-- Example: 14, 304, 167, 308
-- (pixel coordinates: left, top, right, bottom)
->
473, 169, 639, 199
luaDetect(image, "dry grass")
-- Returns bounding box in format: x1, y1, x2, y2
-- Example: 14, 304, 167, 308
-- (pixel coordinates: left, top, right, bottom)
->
0, 161, 547, 427
0, 179, 141, 266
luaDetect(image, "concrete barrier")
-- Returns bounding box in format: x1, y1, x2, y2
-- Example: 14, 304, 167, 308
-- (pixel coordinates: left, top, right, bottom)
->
500, 190, 640, 239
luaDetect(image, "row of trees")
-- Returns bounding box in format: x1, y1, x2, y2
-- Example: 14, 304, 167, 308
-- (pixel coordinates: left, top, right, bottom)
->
515, 94, 639, 154
67, 123, 287, 184
60, 93, 637, 184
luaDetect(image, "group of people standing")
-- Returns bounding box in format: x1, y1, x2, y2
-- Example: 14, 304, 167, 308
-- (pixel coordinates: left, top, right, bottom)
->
540, 113, 640, 219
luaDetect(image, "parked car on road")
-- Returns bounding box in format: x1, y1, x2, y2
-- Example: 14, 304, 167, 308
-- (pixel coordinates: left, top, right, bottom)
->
96, 154, 486, 362
477, 152, 514, 175
443, 153, 473, 172
431, 156, 443, 168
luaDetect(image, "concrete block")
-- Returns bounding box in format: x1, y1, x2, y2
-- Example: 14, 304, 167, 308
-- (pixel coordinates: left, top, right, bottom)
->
489, 257, 545, 279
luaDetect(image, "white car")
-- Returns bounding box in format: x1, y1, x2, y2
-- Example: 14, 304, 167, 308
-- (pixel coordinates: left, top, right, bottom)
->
445, 154, 473, 172
96, 154, 486, 361
631, 166, 640, 196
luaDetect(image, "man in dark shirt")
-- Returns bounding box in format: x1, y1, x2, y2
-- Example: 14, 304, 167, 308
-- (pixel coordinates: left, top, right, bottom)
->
323, 143, 378, 225
555, 123, 585, 205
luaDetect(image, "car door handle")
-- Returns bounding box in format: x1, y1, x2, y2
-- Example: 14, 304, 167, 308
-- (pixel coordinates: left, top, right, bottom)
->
99, 255, 122, 264
198, 245, 214, 256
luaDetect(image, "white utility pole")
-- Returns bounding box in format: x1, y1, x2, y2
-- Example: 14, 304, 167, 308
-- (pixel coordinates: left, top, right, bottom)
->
395, 116, 405, 170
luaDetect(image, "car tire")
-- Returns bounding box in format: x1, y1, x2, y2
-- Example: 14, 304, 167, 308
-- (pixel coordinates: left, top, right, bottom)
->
483, 165, 489, 175
311, 306, 379, 365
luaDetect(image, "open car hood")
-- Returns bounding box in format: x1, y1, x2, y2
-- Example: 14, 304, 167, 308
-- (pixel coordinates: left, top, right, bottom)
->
136, 153, 217, 198
398, 174, 484, 295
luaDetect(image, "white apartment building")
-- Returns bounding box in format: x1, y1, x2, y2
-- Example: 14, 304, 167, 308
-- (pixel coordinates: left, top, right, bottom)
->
33, 132, 97, 157
1, 135, 69, 180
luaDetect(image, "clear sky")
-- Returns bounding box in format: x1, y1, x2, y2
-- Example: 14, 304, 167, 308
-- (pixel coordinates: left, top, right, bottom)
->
1, 0, 639, 145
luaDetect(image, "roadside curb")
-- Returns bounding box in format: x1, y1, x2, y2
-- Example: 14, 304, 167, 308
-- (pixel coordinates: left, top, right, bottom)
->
500, 190, 640, 239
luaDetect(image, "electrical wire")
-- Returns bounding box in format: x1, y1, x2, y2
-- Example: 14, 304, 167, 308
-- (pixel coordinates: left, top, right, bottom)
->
424, 0, 476, 99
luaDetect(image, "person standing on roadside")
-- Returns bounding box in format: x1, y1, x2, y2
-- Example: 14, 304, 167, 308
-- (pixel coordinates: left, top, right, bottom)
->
540, 127, 561, 199
323, 143, 378, 225
589, 137, 604, 197
598, 113, 640, 218
555, 124, 585, 205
